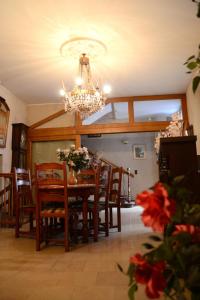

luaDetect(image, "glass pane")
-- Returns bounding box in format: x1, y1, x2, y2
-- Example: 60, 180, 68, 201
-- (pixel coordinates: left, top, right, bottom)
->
32, 140, 74, 170
82, 102, 129, 125
133, 99, 182, 122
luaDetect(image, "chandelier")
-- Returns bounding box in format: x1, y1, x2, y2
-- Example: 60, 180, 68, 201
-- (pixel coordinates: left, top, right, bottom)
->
60, 53, 111, 117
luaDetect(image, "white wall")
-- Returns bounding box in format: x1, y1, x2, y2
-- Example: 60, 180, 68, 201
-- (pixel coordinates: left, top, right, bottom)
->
186, 81, 200, 154
0, 85, 27, 172
82, 132, 159, 199
27, 104, 74, 127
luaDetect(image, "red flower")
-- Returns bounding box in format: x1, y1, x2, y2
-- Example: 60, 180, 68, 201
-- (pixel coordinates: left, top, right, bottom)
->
173, 224, 200, 242
136, 182, 176, 232
130, 254, 166, 299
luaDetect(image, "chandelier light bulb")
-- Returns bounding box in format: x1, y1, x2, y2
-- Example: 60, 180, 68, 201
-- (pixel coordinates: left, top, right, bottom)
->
103, 84, 112, 94
59, 89, 65, 96
75, 77, 83, 86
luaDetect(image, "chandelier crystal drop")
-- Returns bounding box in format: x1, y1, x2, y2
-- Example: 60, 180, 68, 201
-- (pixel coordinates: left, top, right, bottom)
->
61, 53, 110, 117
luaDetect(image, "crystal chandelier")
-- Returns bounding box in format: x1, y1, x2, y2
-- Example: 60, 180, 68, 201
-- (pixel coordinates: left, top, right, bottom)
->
60, 53, 111, 117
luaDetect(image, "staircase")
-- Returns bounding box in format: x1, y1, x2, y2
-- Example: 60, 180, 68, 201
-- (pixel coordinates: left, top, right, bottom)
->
89, 150, 135, 207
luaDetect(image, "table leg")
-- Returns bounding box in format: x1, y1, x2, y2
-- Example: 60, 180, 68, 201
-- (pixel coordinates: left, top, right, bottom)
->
82, 196, 88, 242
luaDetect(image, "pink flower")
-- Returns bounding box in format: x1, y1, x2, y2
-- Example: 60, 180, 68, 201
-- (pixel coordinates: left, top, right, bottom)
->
130, 254, 166, 299
136, 182, 176, 232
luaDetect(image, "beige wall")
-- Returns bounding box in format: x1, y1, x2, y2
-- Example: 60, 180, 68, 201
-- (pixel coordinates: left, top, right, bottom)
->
186, 81, 200, 154
0, 84, 27, 172
27, 104, 75, 127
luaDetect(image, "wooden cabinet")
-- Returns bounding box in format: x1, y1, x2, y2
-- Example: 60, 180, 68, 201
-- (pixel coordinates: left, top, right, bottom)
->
11, 123, 29, 169
159, 136, 199, 195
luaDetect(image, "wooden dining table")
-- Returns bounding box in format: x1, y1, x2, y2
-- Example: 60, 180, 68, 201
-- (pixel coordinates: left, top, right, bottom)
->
67, 183, 96, 243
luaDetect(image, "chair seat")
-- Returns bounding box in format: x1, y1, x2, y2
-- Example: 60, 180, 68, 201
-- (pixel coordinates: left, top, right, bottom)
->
41, 208, 65, 217
23, 204, 35, 209
109, 200, 117, 205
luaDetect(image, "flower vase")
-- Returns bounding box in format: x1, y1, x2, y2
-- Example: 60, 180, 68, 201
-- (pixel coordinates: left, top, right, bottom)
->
68, 167, 77, 185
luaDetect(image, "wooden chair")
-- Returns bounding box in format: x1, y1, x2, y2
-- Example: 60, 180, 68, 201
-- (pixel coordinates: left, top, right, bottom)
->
73, 167, 101, 242
35, 162, 69, 252
109, 167, 123, 232
13, 167, 35, 238
79, 165, 111, 241
97, 164, 112, 237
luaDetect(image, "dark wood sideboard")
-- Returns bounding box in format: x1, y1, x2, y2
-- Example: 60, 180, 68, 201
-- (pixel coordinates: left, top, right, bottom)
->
159, 136, 200, 197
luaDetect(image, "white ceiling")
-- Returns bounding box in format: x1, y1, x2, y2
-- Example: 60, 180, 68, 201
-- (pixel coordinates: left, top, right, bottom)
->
0, 0, 199, 104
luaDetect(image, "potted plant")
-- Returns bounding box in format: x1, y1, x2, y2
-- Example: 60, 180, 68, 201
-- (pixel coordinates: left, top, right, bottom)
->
119, 178, 200, 300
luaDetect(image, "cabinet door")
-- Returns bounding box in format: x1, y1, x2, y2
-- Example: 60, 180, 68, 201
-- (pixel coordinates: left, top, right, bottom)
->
159, 136, 198, 184
12, 150, 27, 169
11, 123, 28, 169
12, 123, 28, 151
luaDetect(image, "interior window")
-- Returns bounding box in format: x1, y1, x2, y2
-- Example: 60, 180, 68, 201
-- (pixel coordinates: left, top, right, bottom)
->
133, 99, 182, 122
82, 102, 129, 125
32, 140, 74, 170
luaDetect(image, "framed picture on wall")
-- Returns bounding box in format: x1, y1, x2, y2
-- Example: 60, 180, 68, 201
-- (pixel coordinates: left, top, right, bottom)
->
133, 144, 146, 159
0, 97, 10, 148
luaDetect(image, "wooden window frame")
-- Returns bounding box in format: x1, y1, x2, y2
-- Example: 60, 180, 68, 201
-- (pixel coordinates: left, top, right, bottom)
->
75, 94, 188, 135
27, 94, 188, 169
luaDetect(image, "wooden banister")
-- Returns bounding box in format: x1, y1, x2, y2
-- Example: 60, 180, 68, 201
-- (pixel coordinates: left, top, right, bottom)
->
88, 150, 134, 178
0, 173, 15, 225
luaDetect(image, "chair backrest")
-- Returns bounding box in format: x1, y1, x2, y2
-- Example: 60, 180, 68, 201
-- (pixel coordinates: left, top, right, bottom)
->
13, 167, 33, 205
35, 162, 68, 206
99, 164, 112, 202
109, 167, 123, 204
77, 167, 100, 185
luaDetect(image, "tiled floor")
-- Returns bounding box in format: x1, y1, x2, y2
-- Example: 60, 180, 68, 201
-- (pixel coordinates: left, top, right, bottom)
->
0, 207, 153, 300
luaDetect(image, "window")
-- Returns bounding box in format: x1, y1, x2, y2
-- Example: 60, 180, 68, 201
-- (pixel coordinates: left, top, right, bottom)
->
83, 102, 129, 125
133, 99, 182, 122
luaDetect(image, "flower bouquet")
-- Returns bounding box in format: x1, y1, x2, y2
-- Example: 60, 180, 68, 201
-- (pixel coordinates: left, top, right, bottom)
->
56, 145, 90, 172
119, 177, 200, 300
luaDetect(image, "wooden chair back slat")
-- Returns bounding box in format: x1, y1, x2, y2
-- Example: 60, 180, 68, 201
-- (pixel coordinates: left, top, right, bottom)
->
13, 167, 35, 238
34, 161, 69, 252
109, 166, 123, 232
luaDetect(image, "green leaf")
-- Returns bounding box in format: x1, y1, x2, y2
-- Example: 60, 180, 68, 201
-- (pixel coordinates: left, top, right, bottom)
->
173, 175, 185, 184
187, 62, 198, 70
117, 263, 124, 273
127, 263, 135, 278
192, 76, 200, 93
187, 265, 200, 289
142, 243, 154, 249
128, 284, 137, 300
149, 235, 162, 242
186, 55, 195, 61
192, 292, 200, 300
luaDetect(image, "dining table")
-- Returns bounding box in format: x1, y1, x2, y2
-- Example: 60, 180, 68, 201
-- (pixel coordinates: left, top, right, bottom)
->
67, 183, 96, 243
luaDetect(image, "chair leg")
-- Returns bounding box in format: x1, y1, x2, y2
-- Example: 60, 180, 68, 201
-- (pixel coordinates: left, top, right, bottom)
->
93, 211, 98, 242
117, 206, 121, 232
36, 214, 41, 251
105, 207, 109, 236
45, 218, 48, 245
64, 218, 69, 252
15, 205, 20, 238
29, 212, 33, 232
109, 207, 113, 228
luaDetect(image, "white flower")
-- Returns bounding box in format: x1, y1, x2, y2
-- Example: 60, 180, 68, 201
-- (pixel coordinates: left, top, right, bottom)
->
68, 160, 75, 166
63, 149, 70, 155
